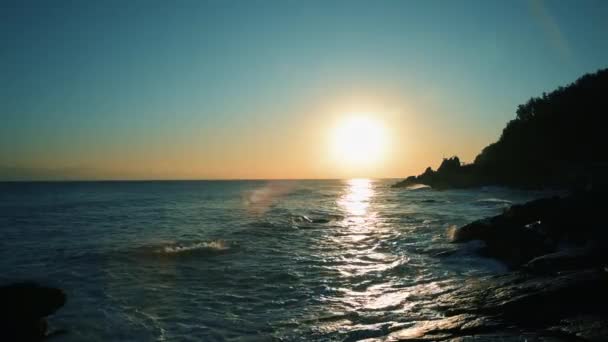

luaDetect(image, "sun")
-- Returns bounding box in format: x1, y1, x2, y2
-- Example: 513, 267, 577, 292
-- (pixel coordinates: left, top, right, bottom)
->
331, 115, 387, 167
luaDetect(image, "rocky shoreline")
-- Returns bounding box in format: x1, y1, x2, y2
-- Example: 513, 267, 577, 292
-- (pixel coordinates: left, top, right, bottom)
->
386, 67, 608, 340
0, 282, 66, 341
367, 191, 608, 341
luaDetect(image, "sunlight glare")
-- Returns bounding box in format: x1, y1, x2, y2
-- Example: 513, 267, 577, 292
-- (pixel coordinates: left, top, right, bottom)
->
331, 116, 387, 168
338, 178, 374, 217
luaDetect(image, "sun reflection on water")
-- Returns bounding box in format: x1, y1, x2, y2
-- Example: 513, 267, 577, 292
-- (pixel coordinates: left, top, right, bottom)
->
338, 178, 374, 218
311, 179, 457, 338
333, 178, 390, 276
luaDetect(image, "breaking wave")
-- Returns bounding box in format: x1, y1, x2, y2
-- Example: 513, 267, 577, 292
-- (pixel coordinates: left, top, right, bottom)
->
406, 184, 431, 191
135, 240, 231, 257
159, 240, 229, 254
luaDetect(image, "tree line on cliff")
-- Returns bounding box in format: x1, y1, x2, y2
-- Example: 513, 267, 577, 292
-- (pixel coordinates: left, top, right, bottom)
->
394, 68, 608, 189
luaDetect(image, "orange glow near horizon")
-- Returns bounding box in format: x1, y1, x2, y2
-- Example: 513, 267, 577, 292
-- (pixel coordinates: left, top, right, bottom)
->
2, 95, 492, 181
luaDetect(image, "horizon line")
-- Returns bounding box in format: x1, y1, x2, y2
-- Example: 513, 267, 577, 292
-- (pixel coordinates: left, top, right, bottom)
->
0, 177, 401, 183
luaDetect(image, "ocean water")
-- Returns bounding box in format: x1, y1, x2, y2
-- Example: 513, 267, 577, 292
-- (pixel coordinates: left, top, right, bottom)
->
0, 179, 551, 341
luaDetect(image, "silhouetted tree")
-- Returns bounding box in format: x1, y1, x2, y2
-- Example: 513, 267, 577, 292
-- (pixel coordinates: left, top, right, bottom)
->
395, 68, 608, 189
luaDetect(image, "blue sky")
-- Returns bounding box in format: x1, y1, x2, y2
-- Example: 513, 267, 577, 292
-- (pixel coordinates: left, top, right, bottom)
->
1, 0, 607, 179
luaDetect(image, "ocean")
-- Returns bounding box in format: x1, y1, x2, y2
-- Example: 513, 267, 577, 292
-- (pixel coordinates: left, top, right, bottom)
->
0, 179, 551, 341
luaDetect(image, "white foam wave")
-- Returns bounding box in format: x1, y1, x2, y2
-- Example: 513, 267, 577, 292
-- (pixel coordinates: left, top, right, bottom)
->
406, 184, 431, 190
157, 240, 229, 254
446, 225, 458, 242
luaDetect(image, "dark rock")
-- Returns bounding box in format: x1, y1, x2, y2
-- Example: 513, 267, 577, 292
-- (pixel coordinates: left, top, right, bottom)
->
446, 334, 565, 341
359, 314, 502, 341
437, 157, 461, 174
450, 192, 607, 268
453, 219, 551, 268
0, 282, 66, 341
436, 269, 608, 322
408, 190, 608, 340
524, 247, 603, 273
369, 269, 608, 341
371, 192, 608, 340
392, 156, 483, 189
548, 316, 608, 342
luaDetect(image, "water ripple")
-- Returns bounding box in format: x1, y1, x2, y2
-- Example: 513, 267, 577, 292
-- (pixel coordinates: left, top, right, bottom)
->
0, 180, 551, 341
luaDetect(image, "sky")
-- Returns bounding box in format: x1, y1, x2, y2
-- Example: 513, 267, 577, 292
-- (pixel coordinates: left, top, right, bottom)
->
1, 0, 607, 180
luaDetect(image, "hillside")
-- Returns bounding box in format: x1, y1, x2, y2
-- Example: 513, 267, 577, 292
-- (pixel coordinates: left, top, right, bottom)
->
394, 68, 608, 189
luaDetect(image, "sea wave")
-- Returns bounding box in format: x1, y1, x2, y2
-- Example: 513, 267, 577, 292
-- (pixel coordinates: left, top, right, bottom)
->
1, 179, 552, 341
136, 240, 231, 257
405, 184, 431, 191
291, 214, 344, 225
446, 225, 458, 242
159, 240, 229, 254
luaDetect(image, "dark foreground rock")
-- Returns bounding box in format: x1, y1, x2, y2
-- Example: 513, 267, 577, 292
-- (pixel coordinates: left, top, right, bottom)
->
362, 268, 608, 341
452, 192, 608, 268
366, 192, 608, 341
0, 283, 66, 341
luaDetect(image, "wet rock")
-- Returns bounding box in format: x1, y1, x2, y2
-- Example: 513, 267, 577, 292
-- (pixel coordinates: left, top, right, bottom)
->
547, 316, 608, 342
367, 269, 608, 341
453, 219, 551, 268
0, 282, 66, 341
402, 192, 608, 341
440, 269, 608, 320
392, 157, 484, 190
451, 192, 608, 268
446, 333, 564, 341
359, 315, 505, 341
524, 247, 602, 273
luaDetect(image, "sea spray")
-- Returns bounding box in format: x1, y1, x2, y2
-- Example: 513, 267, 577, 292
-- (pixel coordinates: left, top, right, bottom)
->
243, 181, 295, 215
446, 225, 458, 242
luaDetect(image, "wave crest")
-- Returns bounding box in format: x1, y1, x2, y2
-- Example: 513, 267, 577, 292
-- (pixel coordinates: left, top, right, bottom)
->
159, 240, 229, 254
134, 240, 231, 258
446, 225, 458, 242
406, 184, 431, 190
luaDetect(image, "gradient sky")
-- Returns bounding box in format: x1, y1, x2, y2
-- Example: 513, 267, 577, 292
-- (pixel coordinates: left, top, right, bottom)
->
1, 0, 607, 180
